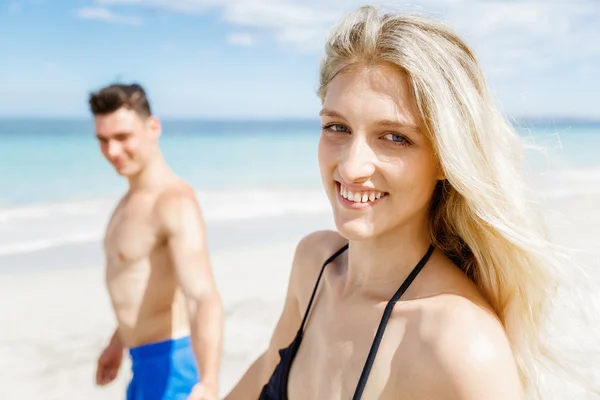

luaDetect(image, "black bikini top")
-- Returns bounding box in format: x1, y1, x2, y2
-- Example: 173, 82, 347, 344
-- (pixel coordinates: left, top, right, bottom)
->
259, 243, 434, 399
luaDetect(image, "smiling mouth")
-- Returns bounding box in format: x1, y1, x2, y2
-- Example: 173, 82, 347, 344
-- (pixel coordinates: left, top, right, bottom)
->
336, 182, 388, 207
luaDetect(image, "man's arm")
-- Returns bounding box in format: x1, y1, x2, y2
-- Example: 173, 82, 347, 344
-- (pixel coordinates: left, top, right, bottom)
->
159, 189, 224, 394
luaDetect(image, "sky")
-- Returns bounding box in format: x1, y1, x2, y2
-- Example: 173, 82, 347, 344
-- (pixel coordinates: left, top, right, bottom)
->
0, 0, 599, 119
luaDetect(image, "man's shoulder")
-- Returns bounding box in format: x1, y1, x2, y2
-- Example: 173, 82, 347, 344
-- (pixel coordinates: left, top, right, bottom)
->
155, 178, 198, 207
154, 180, 203, 233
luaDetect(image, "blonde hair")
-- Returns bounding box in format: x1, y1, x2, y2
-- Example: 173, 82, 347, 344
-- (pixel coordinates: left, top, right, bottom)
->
318, 5, 599, 399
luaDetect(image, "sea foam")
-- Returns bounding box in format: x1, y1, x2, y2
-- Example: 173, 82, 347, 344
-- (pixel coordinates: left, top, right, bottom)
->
0, 189, 331, 256
2, 165, 600, 257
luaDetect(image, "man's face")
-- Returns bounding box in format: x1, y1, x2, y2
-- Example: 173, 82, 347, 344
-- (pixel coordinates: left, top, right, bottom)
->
94, 107, 160, 177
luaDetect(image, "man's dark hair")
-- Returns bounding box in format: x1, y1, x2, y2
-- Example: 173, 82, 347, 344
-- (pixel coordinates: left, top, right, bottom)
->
88, 83, 152, 118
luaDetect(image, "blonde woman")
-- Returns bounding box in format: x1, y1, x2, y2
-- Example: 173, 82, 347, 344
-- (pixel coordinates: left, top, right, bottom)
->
226, 5, 596, 400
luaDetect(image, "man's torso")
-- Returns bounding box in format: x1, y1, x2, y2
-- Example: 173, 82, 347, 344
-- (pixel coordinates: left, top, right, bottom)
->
104, 188, 190, 348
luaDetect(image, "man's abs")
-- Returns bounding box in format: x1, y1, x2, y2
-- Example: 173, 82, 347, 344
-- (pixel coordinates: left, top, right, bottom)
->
106, 255, 191, 347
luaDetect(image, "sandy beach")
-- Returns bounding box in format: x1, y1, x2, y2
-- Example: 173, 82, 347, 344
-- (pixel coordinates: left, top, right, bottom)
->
0, 193, 598, 400
0, 212, 336, 400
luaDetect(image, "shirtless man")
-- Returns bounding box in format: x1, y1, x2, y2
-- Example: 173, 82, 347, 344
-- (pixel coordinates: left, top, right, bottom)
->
89, 83, 223, 400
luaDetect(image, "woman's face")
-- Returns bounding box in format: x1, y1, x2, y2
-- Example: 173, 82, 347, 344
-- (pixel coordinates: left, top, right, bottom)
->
318, 63, 443, 241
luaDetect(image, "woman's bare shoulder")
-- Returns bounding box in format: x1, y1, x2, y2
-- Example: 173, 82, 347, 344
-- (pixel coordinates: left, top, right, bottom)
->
295, 230, 347, 265
288, 230, 347, 295
399, 290, 525, 399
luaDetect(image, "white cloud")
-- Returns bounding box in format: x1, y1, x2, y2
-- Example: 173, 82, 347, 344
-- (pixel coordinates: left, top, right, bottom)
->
94, 0, 223, 13
445, 2, 600, 76
75, 6, 142, 25
223, 1, 337, 28
86, 0, 600, 75
226, 32, 256, 47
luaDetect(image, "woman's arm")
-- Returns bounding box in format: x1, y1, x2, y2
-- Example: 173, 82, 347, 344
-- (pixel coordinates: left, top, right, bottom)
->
225, 231, 334, 399
225, 230, 345, 399
224, 285, 302, 399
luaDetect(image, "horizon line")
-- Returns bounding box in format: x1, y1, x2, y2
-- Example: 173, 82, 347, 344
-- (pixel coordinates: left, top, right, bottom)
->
1, 115, 600, 124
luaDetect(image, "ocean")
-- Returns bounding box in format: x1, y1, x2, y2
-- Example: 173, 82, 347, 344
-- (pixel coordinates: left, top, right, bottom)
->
1, 118, 599, 257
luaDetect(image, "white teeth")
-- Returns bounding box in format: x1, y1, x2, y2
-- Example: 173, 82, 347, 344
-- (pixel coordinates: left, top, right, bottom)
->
339, 185, 385, 203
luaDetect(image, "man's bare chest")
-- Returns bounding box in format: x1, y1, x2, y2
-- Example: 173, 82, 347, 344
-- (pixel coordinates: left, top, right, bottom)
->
104, 197, 162, 269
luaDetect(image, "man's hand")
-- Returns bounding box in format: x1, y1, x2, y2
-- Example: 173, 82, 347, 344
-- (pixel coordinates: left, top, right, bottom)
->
187, 381, 219, 400
95, 331, 124, 386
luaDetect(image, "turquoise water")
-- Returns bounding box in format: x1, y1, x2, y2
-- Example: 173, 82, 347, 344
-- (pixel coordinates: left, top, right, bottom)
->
0, 118, 598, 256
1, 118, 599, 206
0, 119, 324, 206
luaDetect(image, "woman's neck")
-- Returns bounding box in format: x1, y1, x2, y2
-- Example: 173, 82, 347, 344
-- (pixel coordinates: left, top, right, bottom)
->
342, 218, 433, 301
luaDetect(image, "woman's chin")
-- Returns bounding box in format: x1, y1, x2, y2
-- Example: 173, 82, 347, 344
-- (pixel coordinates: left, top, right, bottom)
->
334, 217, 378, 241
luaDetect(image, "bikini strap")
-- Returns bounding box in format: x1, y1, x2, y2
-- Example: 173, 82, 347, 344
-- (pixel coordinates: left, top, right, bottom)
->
352, 244, 435, 400
298, 242, 349, 334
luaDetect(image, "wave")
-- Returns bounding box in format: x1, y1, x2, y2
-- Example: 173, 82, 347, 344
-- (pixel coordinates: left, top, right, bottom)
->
0, 188, 331, 256
0, 199, 111, 223
1, 166, 599, 257
0, 233, 101, 256
0, 189, 330, 222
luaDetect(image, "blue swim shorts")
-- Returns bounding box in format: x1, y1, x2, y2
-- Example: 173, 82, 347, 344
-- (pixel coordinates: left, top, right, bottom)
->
126, 335, 200, 400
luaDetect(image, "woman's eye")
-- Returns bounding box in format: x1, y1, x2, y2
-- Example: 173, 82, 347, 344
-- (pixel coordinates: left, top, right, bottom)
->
324, 124, 349, 133
383, 133, 408, 145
